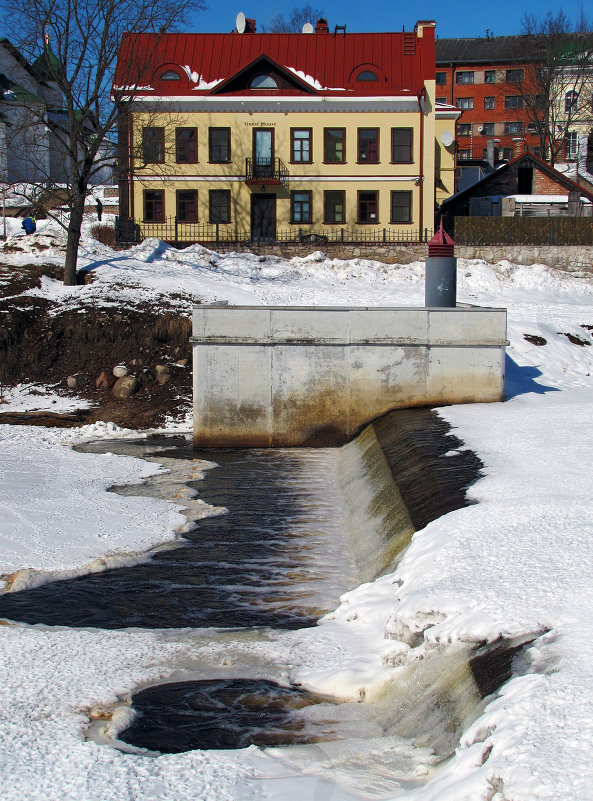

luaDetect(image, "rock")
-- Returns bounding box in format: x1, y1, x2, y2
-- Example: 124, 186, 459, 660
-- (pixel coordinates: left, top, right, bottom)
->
112, 376, 139, 398
66, 375, 78, 389
113, 364, 128, 378
96, 370, 116, 389
131, 358, 143, 367
155, 364, 171, 385
176, 358, 189, 367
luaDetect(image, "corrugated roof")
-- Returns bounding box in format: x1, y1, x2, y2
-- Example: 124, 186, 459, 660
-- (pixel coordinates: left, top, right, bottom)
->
113, 29, 434, 97
436, 32, 592, 65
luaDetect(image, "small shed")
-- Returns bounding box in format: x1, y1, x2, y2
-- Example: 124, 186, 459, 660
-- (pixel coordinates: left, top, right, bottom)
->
441, 152, 593, 221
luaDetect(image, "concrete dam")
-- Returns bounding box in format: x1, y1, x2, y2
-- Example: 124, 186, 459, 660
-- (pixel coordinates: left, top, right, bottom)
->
191, 304, 508, 448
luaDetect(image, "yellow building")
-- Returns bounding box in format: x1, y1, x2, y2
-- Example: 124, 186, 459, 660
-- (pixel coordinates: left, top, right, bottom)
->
113, 19, 458, 244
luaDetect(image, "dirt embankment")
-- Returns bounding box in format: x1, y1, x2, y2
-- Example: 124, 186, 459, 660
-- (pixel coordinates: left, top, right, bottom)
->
0, 263, 193, 429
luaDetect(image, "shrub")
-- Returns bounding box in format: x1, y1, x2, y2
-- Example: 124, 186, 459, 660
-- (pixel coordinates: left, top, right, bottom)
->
91, 224, 116, 247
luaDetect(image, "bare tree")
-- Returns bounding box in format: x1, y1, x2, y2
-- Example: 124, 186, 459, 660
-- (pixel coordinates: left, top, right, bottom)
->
0, 0, 203, 285
266, 5, 325, 33
513, 11, 593, 166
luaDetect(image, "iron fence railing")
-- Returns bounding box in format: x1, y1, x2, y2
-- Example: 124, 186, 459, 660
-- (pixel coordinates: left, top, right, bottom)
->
245, 157, 289, 186
115, 216, 434, 246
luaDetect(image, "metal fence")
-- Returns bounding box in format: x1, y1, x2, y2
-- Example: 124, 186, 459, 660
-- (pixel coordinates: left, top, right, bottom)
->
115, 216, 434, 246
454, 216, 593, 245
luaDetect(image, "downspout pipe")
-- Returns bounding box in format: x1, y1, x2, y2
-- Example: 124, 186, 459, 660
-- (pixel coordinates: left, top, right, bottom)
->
418, 89, 425, 240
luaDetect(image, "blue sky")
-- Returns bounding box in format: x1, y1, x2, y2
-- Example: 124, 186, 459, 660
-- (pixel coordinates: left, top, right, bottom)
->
188, 0, 588, 37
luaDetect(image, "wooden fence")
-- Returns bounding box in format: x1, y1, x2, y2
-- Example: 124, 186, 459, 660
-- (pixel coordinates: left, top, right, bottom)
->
454, 216, 593, 245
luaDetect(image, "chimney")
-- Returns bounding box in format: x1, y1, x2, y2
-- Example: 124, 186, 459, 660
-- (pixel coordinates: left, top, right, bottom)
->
315, 18, 329, 33
425, 220, 457, 307
245, 17, 256, 32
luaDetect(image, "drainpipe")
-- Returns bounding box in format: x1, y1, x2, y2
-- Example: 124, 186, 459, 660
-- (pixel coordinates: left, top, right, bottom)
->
418, 89, 425, 240
129, 120, 135, 219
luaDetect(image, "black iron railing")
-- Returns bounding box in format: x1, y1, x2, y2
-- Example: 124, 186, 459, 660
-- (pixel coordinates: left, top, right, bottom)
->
115, 216, 434, 246
245, 157, 289, 186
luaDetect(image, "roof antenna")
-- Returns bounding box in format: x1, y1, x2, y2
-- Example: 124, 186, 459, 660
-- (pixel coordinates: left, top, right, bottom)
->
334, 24, 346, 37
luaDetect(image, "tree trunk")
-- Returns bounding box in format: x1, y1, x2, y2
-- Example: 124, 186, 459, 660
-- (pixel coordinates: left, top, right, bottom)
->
63, 199, 85, 286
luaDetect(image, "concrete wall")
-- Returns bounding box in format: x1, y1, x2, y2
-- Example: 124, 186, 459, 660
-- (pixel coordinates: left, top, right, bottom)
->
192, 305, 507, 447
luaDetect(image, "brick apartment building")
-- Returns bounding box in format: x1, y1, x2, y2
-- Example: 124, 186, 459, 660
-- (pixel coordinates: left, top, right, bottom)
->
435, 36, 542, 168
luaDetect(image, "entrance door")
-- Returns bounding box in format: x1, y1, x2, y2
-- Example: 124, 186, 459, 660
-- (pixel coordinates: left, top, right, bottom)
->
253, 128, 274, 180
251, 194, 276, 241
517, 166, 533, 194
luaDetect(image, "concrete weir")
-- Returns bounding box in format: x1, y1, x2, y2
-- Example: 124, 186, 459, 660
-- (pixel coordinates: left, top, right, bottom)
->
191, 304, 508, 447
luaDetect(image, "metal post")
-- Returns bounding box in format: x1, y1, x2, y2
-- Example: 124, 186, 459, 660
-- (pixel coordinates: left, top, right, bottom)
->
340, 228, 344, 242
216, 223, 219, 243
174, 216, 178, 246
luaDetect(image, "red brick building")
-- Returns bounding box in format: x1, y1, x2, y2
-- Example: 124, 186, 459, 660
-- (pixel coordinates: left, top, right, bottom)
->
435, 36, 542, 166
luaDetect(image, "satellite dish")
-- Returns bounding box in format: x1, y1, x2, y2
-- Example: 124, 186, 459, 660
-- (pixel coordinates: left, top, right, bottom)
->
236, 11, 246, 33
440, 130, 454, 147
302, 22, 314, 33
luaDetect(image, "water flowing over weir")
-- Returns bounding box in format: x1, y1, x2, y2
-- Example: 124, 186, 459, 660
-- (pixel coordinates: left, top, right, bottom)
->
0, 408, 530, 790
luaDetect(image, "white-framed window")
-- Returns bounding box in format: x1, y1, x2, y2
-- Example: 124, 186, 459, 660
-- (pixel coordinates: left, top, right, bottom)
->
456, 71, 474, 84
565, 90, 579, 113
566, 131, 578, 159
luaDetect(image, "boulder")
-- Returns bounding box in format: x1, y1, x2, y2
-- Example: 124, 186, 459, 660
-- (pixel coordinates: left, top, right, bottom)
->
155, 364, 171, 385
176, 358, 189, 366
66, 375, 78, 389
113, 364, 129, 378
96, 370, 116, 389
112, 376, 139, 398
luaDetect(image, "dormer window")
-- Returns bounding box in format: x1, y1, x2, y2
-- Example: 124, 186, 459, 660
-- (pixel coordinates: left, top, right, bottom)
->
160, 70, 181, 81
250, 74, 278, 89
356, 70, 378, 81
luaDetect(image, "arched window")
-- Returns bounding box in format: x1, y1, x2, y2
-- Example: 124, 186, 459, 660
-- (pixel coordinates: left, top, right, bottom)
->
250, 74, 278, 89
565, 90, 579, 113
160, 70, 181, 81
356, 70, 378, 81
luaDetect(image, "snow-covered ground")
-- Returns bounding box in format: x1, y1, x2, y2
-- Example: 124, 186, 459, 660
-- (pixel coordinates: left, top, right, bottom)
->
1, 218, 593, 800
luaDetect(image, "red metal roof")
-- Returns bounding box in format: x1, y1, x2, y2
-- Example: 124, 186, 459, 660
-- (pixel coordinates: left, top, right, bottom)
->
113, 28, 435, 98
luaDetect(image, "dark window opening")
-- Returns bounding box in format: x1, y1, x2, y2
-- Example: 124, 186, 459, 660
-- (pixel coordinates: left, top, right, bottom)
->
176, 128, 197, 163
291, 191, 312, 223
358, 128, 379, 162
209, 128, 231, 163
358, 191, 378, 223
209, 189, 231, 223
142, 127, 165, 164
324, 128, 345, 163
250, 75, 278, 89
356, 70, 378, 81
390, 191, 412, 223
517, 167, 533, 194
177, 190, 198, 222
144, 190, 164, 221
392, 128, 412, 162
324, 190, 345, 223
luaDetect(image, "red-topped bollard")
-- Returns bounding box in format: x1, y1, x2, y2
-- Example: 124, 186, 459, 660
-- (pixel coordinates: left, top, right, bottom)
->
425, 220, 457, 307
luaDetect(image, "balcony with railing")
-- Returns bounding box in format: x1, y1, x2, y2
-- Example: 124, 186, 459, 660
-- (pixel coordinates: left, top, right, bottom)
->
245, 157, 289, 186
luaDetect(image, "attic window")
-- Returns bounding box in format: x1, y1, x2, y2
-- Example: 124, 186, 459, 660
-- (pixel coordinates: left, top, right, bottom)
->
160, 70, 181, 81
250, 74, 278, 89
356, 70, 378, 81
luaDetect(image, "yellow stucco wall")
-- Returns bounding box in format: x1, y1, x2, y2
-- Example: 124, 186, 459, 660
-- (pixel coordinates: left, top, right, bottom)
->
127, 94, 453, 238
